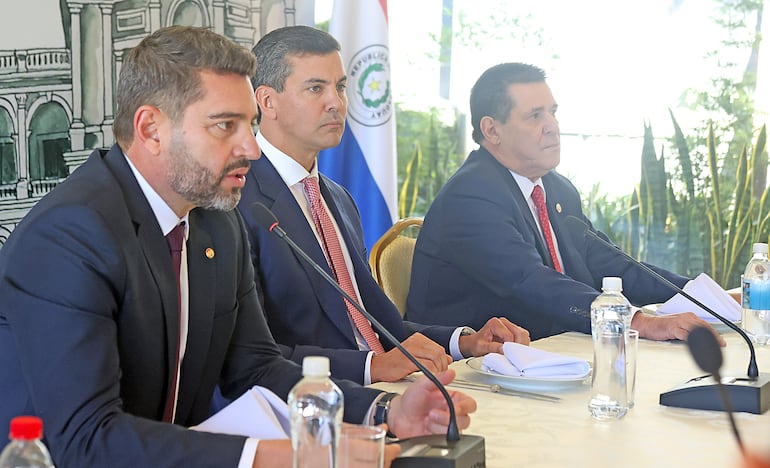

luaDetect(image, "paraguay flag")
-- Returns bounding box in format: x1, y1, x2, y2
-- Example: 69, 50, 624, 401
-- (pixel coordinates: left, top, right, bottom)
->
318, 0, 397, 251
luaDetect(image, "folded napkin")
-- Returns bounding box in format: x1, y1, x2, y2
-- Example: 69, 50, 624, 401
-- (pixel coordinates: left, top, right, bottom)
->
482, 342, 591, 378
655, 272, 741, 322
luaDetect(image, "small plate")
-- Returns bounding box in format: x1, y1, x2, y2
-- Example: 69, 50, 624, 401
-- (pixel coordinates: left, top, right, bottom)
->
465, 357, 591, 391
641, 303, 742, 334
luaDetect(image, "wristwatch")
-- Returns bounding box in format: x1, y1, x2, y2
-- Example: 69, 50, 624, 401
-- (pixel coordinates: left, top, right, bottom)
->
460, 326, 476, 337
373, 392, 398, 432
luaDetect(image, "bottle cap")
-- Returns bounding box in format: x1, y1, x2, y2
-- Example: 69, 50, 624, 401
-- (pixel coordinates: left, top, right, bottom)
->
302, 356, 330, 378
602, 277, 622, 291
8, 416, 43, 441
752, 243, 769, 254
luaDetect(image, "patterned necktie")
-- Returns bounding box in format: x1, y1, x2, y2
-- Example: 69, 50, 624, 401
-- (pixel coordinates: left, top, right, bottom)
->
163, 221, 186, 422
531, 185, 563, 273
302, 176, 386, 354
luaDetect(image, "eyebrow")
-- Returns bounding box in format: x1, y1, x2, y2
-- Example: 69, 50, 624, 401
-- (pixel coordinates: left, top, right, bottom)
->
302, 75, 348, 86
206, 111, 254, 121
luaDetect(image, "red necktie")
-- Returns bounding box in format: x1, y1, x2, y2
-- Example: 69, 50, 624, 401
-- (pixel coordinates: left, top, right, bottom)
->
531, 185, 563, 273
163, 221, 185, 422
303, 177, 386, 354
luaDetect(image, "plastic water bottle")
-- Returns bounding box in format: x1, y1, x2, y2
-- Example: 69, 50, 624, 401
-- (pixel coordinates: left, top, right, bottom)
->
288, 356, 344, 468
588, 277, 630, 420
0, 416, 55, 468
742, 242, 770, 345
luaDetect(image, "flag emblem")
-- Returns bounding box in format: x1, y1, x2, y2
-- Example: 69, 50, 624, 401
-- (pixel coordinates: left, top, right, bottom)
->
347, 44, 392, 128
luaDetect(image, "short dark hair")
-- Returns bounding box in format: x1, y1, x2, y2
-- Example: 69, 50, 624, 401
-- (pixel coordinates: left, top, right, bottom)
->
114, 26, 256, 147
469, 63, 547, 144
251, 25, 341, 92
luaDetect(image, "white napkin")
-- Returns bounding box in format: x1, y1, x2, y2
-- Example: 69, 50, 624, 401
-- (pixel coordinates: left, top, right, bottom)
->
482, 342, 591, 378
655, 273, 741, 322
190, 385, 291, 439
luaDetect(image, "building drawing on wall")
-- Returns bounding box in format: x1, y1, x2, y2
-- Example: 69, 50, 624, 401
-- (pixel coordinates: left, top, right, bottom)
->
0, 0, 311, 247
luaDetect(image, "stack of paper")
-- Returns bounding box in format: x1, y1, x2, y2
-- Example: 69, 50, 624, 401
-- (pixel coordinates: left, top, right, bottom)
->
654, 273, 741, 322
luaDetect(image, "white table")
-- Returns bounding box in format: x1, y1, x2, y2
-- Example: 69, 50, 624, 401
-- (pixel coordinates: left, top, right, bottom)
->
374, 331, 770, 467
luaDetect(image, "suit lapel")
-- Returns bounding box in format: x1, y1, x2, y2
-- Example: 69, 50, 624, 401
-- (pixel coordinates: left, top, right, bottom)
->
252, 157, 358, 346
103, 147, 180, 397
500, 161, 552, 268
176, 212, 216, 421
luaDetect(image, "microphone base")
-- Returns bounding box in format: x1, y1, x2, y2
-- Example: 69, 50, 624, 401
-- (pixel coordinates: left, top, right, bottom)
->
391, 434, 485, 468
659, 372, 770, 414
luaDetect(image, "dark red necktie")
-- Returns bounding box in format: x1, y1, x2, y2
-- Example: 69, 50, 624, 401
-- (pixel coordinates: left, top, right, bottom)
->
302, 176, 385, 354
531, 185, 563, 273
163, 221, 185, 422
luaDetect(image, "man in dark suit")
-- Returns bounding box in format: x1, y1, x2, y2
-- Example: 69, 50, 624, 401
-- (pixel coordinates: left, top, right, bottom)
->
237, 26, 529, 386
408, 62, 724, 343
0, 26, 476, 467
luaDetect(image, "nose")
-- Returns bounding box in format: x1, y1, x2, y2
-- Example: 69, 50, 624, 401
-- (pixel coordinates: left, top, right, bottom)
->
543, 113, 559, 135
237, 125, 261, 160
327, 89, 346, 114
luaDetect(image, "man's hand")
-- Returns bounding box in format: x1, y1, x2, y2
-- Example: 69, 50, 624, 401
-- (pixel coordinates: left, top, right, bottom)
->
252, 439, 292, 468
631, 311, 726, 346
338, 423, 401, 468
385, 369, 476, 440
458, 317, 530, 357
370, 333, 451, 383
726, 286, 742, 304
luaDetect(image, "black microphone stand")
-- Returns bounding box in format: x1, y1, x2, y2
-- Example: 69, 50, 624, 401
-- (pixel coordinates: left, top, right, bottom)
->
565, 215, 770, 414
251, 203, 485, 468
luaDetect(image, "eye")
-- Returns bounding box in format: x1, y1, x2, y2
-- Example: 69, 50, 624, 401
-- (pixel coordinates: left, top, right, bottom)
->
337, 83, 347, 92
215, 121, 234, 131
309, 85, 321, 93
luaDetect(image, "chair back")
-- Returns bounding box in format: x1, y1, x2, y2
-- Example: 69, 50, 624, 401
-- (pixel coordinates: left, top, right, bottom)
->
369, 217, 423, 317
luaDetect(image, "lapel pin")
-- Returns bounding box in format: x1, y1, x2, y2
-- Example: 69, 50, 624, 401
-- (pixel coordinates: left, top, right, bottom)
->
205, 248, 215, 259
555, 203, 562, 213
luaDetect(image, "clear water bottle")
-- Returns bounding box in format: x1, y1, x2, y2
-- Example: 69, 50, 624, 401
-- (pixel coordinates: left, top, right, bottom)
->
742, 242, 770, 345
588, 277, 630, 420
0, 416, 55, 468
288, 356, 344, 468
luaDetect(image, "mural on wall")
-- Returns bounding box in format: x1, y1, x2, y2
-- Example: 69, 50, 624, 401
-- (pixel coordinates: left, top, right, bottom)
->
0, 0, 315, 247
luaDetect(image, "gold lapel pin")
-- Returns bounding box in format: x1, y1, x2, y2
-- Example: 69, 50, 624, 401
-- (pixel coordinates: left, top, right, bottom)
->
555, 203, 562, 213
205, 248, 215, 259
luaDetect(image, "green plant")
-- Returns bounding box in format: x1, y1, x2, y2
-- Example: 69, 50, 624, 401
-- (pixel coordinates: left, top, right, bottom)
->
395, 104, 465, 218
603, 118, 769, 288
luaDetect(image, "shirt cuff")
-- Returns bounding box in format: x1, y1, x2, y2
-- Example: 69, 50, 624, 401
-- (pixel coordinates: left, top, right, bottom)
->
449, 327, 473, 360
237, 438, 260, 468
363, 350, 375, 386
365, 392, 388, 425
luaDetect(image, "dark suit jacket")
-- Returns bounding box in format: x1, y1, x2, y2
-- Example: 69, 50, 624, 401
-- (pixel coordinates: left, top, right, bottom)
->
237, 155, 456, 383
0, 145, 379, 467
407, 146, 688, 340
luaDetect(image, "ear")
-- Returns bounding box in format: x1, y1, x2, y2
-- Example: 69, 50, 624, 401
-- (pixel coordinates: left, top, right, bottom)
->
133, 105, 164, 154
479, 116, 500, 145
255, 85, 277, 121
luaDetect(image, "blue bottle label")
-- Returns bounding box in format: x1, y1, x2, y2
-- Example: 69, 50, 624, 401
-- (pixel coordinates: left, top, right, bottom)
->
743, 279, 770, 310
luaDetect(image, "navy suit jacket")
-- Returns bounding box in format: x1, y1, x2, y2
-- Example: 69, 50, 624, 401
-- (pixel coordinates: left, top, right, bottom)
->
407, 146, 688, 340
237, 155, 456, 383
0, 145, 379, 467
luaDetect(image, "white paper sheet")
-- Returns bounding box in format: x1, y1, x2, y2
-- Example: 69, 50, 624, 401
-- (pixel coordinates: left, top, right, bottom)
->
655, 272, 741, 322
190, 385, 291, 439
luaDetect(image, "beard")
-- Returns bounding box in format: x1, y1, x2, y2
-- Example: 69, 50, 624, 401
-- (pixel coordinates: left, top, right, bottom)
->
166, 133, 249, 212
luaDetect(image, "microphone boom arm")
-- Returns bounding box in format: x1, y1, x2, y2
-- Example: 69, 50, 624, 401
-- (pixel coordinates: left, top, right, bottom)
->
581, 225, 759, 380
266, 217, 461, 442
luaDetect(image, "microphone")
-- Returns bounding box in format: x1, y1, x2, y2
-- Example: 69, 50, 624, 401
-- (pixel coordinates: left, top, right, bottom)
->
251, 202, 485, 468
686, 325, 745, 454
563, 215, 770, 414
